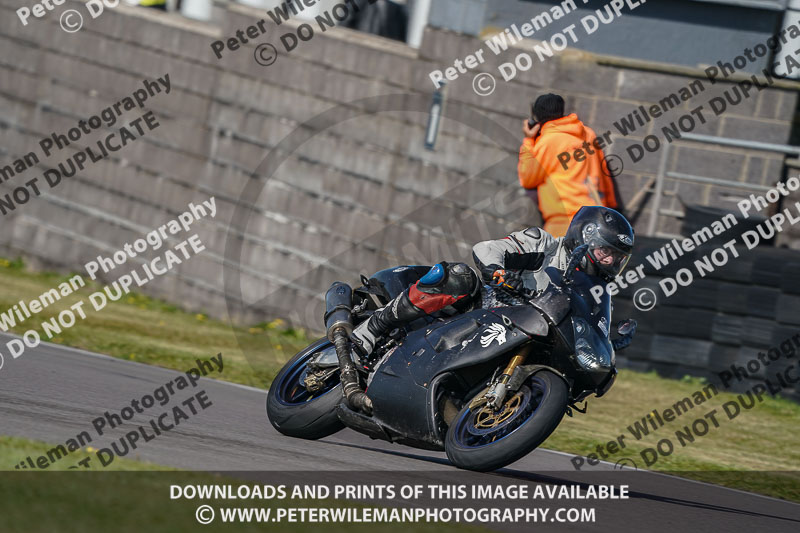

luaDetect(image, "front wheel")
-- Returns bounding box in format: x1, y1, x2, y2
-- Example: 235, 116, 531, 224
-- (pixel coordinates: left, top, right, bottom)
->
445, 370, 568, 471
267, 339, 345, 440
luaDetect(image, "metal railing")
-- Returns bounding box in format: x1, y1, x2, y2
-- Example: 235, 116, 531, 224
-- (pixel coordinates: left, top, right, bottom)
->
646, 132, 800, 237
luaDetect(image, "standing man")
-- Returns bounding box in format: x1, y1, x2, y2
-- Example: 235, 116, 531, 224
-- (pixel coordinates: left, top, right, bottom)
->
518, 93, 619, 237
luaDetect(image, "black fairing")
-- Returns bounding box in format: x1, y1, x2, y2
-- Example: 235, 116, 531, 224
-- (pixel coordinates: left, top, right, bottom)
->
365, 307, 537, 447
425, 316, 481, 353
342, 264, 615, 449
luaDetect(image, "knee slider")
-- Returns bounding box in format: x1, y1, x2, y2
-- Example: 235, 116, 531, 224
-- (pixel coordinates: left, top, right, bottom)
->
447, 263, 480, 297
449, 263, 471, 276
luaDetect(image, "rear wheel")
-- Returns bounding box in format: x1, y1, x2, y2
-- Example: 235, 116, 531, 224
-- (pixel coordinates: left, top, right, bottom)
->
445, 370, 568, 471
267, 339, 344, 440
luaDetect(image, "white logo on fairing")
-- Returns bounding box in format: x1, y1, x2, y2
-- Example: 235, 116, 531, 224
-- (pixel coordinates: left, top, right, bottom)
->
618, 234, 633, 246
598, 317, 609, 337
393, 266, 410, 272
480, 323, 507, 347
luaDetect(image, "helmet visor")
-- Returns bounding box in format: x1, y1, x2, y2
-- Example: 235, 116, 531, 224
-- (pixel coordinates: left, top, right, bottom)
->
587, 237, 631, 278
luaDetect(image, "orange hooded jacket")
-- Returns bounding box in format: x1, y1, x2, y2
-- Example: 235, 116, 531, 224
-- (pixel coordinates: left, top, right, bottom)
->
518, 113, 618, 237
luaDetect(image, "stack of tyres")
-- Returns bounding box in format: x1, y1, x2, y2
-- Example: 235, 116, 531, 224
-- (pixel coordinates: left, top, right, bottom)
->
611, 235, 800, 402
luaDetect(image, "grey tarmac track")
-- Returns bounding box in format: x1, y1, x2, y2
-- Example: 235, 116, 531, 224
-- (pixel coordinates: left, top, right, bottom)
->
0, 333, 798, 532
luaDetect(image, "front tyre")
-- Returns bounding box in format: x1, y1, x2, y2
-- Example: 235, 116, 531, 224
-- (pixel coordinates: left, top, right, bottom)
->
267, 339, 345, 440
445, 370, 568, 471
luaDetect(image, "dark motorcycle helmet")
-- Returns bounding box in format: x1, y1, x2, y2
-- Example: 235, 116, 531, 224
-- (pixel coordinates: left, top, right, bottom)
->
563, 206, 634, 281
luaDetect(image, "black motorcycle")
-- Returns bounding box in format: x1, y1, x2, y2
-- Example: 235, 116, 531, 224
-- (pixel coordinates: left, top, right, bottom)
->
267, 245, 635, 471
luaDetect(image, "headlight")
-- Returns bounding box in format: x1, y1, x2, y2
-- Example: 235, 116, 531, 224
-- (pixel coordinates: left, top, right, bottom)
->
575, 338, 602, 370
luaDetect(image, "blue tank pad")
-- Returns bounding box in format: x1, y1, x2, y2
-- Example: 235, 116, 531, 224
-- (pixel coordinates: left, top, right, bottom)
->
418, 263, 445, 286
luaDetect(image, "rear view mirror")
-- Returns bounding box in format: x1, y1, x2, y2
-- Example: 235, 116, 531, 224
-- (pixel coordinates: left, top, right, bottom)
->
616, 319, 637, 337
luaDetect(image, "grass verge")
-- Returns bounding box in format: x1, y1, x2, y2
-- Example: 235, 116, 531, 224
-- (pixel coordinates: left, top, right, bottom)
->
0, 435, 171, 471
543, 371, 800, 501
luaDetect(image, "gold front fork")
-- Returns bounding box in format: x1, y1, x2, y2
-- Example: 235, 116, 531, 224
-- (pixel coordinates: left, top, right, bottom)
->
499, 352, 528, 384
469, 344, 532, 410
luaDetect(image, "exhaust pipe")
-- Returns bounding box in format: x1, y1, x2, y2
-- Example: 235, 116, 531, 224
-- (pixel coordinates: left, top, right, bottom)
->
324, 282, 373, 415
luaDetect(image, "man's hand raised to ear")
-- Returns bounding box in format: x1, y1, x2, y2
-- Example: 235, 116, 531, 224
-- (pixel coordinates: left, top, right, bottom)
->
522, 119, 541, 139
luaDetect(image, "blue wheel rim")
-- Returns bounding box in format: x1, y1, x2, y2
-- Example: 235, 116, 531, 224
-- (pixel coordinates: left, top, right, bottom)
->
452, 376, 548, 449
275, 344, 340, 406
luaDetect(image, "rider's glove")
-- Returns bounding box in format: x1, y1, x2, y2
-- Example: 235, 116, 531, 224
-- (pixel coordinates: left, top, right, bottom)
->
491, 269, 523, 292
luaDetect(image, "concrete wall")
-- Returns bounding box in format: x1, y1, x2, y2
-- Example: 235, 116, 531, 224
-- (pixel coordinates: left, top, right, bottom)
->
0, 0, 798, 372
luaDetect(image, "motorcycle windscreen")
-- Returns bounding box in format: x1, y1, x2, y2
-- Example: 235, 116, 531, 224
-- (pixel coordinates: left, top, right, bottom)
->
567, 271, 615, 370
529, 267, 572, 325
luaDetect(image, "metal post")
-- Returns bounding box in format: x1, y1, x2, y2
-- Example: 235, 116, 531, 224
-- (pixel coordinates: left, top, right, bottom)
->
407, 0, 432, 49
680, 132, 800, 155
424, 84, 444, 150
647, 142, 671, 237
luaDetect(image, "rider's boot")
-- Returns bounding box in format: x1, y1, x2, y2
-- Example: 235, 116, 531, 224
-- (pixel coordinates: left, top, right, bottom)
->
350, 289, 422, 357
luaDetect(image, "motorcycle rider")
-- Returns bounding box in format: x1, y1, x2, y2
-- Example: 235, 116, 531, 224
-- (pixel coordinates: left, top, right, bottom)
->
351, 206, 634, 358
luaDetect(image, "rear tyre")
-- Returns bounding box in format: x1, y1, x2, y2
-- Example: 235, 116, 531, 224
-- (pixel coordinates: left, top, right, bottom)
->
445, 370, 568, 471
267, 339, 345, 440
